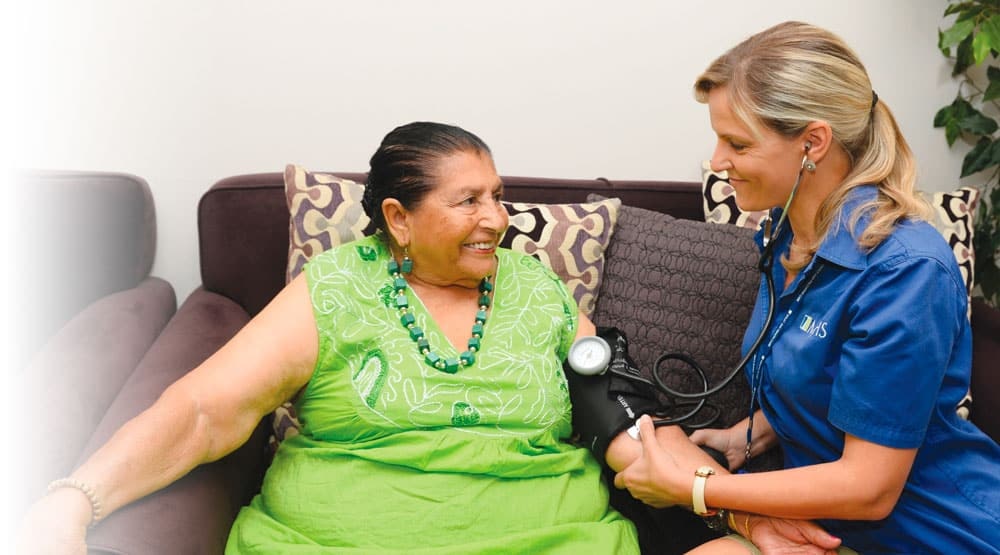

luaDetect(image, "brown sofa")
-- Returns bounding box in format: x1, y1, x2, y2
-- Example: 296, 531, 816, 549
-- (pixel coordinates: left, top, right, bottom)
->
79, 172, 1000, 554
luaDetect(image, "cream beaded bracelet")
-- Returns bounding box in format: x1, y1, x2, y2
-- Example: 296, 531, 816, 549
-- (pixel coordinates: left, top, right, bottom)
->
47, 478, 103, 525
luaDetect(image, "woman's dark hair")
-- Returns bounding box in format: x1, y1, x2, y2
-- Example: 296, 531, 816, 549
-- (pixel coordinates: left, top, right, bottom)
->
363, 121, 493, 233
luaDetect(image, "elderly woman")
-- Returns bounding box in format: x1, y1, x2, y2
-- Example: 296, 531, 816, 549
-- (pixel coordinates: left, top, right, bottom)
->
21, 122, 640, 554
612, 21, 1000, 554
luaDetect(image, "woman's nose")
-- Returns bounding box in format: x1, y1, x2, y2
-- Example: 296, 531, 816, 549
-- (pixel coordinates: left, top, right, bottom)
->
710, 151, 731, 174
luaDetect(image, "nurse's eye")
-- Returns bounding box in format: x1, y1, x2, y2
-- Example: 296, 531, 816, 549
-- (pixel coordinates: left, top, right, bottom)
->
729, 140, 748, 152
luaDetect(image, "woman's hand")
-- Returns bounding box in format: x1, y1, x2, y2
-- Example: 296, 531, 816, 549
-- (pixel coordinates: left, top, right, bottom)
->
689, 425, 745, 472
743, 513, 843, 554
612, 416, 696, 508
17, 488, 92, 555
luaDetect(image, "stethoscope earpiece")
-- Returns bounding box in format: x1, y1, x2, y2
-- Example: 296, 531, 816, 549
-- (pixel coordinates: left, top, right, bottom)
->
801, 142, 816, 172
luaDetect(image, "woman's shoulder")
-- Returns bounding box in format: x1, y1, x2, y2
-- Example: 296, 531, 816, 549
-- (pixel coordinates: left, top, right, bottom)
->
303, 236, 388, 288
876, 218, 957, 267
865, 219, 967, 295
307, 235, 386, 268
497, 248, 565, 283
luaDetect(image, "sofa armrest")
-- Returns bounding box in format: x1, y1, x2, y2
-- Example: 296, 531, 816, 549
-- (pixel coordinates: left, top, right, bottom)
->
970, 297, 1000, 444
14, 277, 176, 517
79, 288, 269, 555
12, 170, 158, 371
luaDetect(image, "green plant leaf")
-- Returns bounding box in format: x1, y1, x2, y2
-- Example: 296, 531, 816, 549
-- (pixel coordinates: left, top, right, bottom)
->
941, 18, 977, 50
950, 96, 1000, 136
955, 4, 985, 23
979, 14, 1000, 61
940, 29, 952, 57
974, 30, 994, 64
985, 66, 1000, 100
956, 34, 976, 74
934, 98, 985, 145
961, 111, 999, 135
948, 121, 963, 146
961, 137, 998, 176
945, 2, 976, 18
934, 104, 954, 128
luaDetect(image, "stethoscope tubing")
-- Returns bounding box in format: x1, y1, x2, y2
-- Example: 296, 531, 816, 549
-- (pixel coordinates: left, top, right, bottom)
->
648, 155, 811, 425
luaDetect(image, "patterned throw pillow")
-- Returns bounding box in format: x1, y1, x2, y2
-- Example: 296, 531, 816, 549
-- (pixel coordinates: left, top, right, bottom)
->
701, 161, 768, 230
928, 187, 981, 299
700, 161, 981, 299
500, 198, 621, 317
284, 164, 371, 283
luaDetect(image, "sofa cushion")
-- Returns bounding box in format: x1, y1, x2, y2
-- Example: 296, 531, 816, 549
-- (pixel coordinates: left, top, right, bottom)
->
700, 162, 981, 301
500, 198, 620, 317
590, 195, 764, 439
284, 164, 371, 283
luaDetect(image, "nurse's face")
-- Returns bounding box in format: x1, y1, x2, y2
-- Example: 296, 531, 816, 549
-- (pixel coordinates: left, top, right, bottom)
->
707, 86, 804, 212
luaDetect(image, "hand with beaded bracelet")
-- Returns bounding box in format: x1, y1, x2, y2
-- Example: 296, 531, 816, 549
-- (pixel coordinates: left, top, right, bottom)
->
18, 478, 94, 555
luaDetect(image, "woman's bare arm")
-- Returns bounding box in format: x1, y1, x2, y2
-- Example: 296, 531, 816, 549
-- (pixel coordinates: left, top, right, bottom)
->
22, 274, 319, 540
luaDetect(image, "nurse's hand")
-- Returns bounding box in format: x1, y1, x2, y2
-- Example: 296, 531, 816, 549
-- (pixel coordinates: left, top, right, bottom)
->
613, 416, 692, 508
689, 425, 745, 472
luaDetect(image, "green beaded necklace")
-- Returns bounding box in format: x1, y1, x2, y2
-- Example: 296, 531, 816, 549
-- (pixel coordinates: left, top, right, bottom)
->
388, 257, 494, 374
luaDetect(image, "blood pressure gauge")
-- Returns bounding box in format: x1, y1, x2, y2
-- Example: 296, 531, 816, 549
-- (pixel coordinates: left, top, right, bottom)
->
567, 335, 613, 376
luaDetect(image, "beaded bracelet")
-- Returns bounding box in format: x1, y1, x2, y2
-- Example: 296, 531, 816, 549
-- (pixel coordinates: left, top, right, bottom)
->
47, 478, 103, 525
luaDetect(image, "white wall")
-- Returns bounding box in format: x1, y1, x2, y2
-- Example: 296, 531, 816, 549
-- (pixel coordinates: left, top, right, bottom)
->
11, 0, 959, 301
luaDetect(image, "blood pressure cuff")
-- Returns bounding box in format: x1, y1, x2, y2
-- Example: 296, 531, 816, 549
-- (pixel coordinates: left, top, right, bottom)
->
563, 327, 660, 462
564, 327, 729, 471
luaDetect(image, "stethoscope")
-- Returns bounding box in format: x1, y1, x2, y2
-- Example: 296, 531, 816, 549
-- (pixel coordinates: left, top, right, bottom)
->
567, 143, 816, 428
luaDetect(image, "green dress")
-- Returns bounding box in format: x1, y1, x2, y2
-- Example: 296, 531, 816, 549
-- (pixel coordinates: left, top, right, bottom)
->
226, 236, 638, 554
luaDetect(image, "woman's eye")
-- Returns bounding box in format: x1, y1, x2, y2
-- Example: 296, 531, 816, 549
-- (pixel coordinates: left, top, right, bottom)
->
460, 197, 477, 206
729, 141, 748, 152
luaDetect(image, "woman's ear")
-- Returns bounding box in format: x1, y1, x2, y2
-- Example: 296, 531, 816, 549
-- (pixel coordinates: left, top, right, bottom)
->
382, 198, 410, 248
802, 121, 835, 163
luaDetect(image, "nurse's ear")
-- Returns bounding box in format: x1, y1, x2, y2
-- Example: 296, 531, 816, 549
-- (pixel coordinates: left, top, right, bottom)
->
801, 122, 834, 165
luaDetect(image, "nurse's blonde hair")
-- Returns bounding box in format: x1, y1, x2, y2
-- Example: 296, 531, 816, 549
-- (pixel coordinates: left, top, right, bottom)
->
694, 21, 929, 270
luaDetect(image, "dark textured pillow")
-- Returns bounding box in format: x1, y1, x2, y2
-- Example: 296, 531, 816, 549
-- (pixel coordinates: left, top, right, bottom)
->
590, 195, 765, 444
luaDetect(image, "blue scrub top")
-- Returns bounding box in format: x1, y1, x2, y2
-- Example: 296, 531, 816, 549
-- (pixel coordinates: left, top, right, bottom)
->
744, 185, 1000, 553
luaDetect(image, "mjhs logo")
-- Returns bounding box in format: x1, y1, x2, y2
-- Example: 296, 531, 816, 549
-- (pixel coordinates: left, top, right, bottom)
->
799, 314, 828, 338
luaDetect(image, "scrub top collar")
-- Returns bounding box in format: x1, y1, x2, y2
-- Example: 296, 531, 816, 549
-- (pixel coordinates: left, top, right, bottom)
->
755, 184, 879, 273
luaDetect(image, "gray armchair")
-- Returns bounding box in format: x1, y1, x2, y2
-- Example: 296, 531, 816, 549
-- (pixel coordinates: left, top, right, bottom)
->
9, 170, 176, 520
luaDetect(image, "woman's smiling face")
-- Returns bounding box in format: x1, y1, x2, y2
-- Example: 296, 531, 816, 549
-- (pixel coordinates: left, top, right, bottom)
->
707, 86, 803, 213
402, 149, 508, 288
